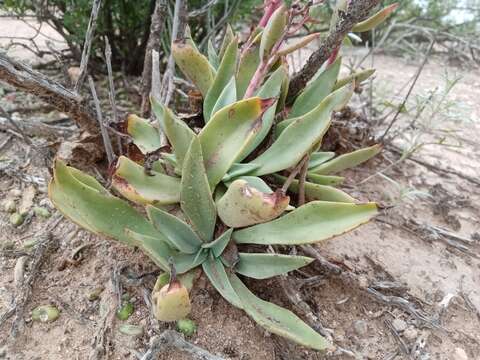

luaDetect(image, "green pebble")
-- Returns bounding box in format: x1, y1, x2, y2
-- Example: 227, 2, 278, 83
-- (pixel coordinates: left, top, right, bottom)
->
23, 239, 38, 249
33, 206, 51, 218
118, 324, 144, 337
176, 319, 197, 337
32, 305, 60, 323
87, 286, 104, 301
9, 213, 24, 227
116, 302, 134, 320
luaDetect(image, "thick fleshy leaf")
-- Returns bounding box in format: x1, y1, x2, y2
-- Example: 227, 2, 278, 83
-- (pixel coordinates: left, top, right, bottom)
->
352, 3, 398, 32
146, 206, 202, 254
229, 274, 330, 350
151, 98, 195, 170
308, 152, 336, 169
307, 173, 344, 186
49, 160, 159, 246
204, 37, 238, 122
181, 137, 217, 242
152, 281, 191, 322
288, 57, 341, 119
276, 64, 289, 113
236, 30, 262, 98
235, 253, 313, 279
219, 24, 235, 60
259, 5, 287, 59
334, 68, 375, 91
202, 256, 243, 308
199, 97, 274, 188
275, 176, 355, 203
222, 163, 260, 182
124, 229, 173, 272
125, 229, 206, 274
310, 144, 382, 174
202, 228, 233, 258
112, 156, 180, 205
211, 76, 237, 120
218, 179, 289, 228
236, 65, 287, 162
207, 39, 220, 69
224, 176, 272, 194
172, 41, 215, 96
233, 201, 378, 245
277, 33, 321, 57
249, 84, 353, 176
126, 114, 161, 154
175, 249, 208, 273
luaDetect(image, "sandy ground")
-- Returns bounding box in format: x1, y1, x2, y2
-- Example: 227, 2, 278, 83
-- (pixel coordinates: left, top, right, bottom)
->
0, 19, 479, 360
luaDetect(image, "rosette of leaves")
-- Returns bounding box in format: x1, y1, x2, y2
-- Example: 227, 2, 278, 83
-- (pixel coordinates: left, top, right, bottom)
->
49, 1, 396, 351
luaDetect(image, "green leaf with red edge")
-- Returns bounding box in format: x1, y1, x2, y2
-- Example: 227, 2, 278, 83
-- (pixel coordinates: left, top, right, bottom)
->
48, 159, 160, 246
172, 40, 216, 96
111, 156, 180, 205
259, 5, 287, 59
126, 114, 161, 154
352, 3, 399, 32
151, 98, 195, 170
249, 84, 353, 176
198, 97, 275, 188
217, 179, 290, 228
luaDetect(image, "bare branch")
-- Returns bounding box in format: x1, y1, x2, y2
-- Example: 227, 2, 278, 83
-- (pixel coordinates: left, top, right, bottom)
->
160, 0, 188, 106
379, 39, 435, 142
0, 53, 97, 133
140, 0, 168, 116
288, 0, 383, 101
74, 0, 102, 92
141, 330, 225, 360
88, 76, 114, 165
105, 37, 122, 155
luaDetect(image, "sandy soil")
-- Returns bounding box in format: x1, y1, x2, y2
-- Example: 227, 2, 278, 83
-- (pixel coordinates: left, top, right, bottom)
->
0, 24, 479, 360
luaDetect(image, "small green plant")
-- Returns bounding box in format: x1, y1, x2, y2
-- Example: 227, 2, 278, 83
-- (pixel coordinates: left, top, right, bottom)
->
49, 0, 395, 351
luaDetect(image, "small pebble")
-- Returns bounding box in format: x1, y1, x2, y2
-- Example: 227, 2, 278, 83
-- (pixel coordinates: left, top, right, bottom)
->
454, 347, 468, 360
9, 213, 24, 227
3, 199, 16, 213
32, 305, 60, 323
0, 346, 6, 358
176, 319, 197, 337
9, 189, 22, 197
87, 286, 104, 301
116, 302, 134, 320
119, 324, 144, 337
392, 318, 407, 332
403, 327, 418, 341
33, 206, 51, 218
353, 320, 368, 336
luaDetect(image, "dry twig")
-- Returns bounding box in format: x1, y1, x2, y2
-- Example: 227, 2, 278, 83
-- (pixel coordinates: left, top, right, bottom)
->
160, 0, 188, 106
0, 53, 97, 133
88, 76, 114, 165
74, 0, 102, 92
141, 330, 225, 360
104, 37, 122, 155
140, 0, 168, 115
288, 0, 382, 100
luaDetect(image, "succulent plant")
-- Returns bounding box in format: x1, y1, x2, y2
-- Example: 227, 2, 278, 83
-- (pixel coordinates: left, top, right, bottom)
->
49, 1, 396, 352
